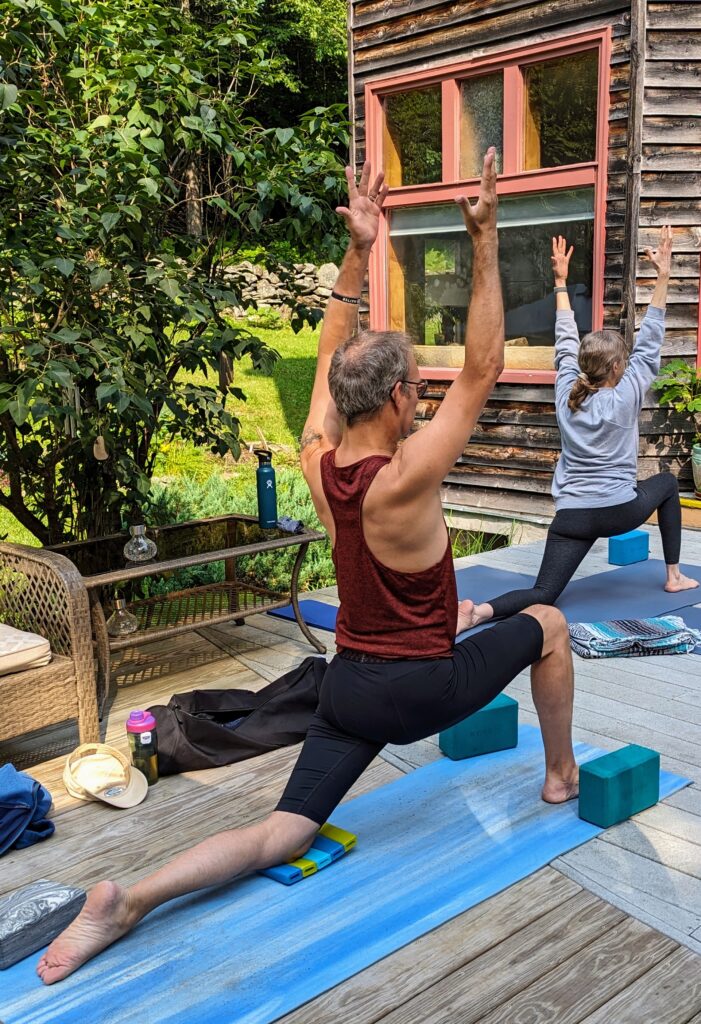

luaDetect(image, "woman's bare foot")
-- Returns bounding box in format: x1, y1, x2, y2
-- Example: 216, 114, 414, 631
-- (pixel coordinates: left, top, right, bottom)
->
541, 767, 579, 804
664, 571, 699, 593
456, 599, 494, 634
36, 880, 137, 985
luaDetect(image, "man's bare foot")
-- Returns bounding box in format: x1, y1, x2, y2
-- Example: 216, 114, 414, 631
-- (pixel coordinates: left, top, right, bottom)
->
541, 768, 579, 804
664, 572, 699, 593
456, 599, 493, 634
36, 880, 137, 984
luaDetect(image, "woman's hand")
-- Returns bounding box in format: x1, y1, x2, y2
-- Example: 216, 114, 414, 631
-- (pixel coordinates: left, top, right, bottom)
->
644, 224, 673, 279
335, 162, 389, 252
551, 235, 574, 286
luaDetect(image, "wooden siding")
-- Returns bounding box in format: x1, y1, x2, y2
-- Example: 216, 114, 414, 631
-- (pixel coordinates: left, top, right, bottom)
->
351, 0, 700, 518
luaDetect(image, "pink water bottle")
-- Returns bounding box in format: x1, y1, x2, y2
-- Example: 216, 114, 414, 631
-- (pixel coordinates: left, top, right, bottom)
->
126, 710, 158, 785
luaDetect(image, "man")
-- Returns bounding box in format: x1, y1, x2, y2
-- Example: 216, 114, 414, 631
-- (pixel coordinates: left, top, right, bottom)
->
37, 148, 578, 985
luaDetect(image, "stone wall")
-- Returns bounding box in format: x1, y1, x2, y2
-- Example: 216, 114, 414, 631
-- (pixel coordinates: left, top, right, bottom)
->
222, 260, 339, 317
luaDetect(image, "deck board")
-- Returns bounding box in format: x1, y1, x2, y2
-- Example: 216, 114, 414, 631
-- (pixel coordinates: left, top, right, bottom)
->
277, 868, 581, 1024
578, 947, 701, 1023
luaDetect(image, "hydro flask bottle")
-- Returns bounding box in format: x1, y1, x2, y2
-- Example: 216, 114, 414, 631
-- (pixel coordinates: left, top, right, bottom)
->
256, 449, 277, 529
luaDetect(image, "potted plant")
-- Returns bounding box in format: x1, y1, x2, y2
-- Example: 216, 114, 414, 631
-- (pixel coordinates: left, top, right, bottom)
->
651, 359, 701, 497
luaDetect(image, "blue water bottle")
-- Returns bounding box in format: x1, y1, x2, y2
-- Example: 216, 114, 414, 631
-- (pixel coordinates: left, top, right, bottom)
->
256, 449, 277, 529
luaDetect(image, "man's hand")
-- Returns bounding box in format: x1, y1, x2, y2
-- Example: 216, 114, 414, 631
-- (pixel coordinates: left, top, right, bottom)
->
644, 223, 672, 279
551, 235, 574, 286
335, 162, 389, 251
455, 147, 498, 238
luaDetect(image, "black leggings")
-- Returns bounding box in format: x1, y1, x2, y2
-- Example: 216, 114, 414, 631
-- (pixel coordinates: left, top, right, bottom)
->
489, 473, 681, 620
276, 613, 544, 825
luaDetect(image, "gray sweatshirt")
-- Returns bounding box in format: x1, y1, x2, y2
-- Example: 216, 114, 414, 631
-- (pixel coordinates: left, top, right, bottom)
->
551, 305, 665, 510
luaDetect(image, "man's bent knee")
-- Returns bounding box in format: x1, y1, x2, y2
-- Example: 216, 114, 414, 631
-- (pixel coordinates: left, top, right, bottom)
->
522, 604, 568, 649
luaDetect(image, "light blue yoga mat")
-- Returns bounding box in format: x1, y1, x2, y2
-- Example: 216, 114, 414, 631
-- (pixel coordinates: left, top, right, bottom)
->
2, 725, 689, 1024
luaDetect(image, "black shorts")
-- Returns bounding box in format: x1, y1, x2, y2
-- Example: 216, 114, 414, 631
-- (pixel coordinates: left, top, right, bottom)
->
276, 613, 544, 825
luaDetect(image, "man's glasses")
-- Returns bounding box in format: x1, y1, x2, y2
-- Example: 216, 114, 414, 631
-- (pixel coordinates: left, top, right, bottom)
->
397, 379, 428, 399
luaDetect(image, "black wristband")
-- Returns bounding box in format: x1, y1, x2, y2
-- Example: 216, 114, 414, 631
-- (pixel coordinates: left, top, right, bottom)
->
331, 291, 360, 305
553, 286, 569, 294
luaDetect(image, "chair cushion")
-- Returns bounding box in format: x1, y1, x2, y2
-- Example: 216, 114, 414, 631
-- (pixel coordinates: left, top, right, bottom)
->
0, 625, 51, 677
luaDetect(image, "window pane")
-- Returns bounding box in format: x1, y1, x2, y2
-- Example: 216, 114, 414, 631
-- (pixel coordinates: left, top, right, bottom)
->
384, 87, 442, 186
460, 74, 503, 178
388, 189, 594, 361
523, 51, 598, 169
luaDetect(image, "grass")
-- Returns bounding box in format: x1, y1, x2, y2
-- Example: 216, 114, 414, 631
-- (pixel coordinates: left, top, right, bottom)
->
0, 507, 39, 547
172, 322, 320, 471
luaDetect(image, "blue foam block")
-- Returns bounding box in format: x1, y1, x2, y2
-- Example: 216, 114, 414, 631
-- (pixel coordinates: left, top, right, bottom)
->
439, 694, 518, 760
608, 530, 649, 566
3, 726, 690, 1024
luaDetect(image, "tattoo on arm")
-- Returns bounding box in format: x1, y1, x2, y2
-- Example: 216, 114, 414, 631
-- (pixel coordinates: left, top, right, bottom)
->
300, 425, 323, 452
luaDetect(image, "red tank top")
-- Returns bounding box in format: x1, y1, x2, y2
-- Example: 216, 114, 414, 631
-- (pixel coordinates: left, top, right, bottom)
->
321, 449, 458, 659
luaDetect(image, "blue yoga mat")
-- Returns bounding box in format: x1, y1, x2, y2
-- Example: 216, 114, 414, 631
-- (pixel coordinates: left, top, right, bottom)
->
268, 565, 534, 632
674, 604, 701, 655
2, 726, 689, 1024
556, 560, 701, 623
268, 598, 338, 630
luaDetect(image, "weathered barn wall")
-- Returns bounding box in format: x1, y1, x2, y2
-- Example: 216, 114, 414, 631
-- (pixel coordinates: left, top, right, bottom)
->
350, 0, 701, 519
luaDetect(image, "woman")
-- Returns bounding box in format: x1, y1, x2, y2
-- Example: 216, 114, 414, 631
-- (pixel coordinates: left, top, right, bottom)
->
466, 225, 697, 629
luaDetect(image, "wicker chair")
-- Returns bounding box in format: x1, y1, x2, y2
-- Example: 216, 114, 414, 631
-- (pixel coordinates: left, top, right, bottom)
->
0, 543, 99, 745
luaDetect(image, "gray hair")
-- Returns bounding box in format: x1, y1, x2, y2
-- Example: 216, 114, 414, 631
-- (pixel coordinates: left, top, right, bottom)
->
328, 330, 414, 426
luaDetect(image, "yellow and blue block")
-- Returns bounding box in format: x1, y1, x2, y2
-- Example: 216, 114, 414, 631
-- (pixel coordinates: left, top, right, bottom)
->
260, 823, 357, 886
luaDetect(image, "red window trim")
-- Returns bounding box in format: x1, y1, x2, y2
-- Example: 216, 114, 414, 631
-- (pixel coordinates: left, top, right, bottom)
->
365, 28, 612, 386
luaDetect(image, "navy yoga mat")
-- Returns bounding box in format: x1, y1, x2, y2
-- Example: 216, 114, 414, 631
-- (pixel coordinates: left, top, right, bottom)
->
674, 604, 701, 655
555, 559, 701, 623
268, 566, 534, 633
268, 598, 338, 630
3, 726, 689, 1024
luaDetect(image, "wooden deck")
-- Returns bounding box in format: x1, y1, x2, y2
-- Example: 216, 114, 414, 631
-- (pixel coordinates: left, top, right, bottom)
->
2, 527, 701, 1022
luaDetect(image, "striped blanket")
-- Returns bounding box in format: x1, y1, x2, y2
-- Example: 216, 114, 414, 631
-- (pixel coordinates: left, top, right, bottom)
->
568, 615, 701, 659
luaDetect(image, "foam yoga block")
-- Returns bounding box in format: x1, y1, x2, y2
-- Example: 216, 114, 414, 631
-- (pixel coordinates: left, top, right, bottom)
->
0, 880, 86, 970
260, 822, 357, 886
608, 530, 649, 566
439, 694, 518, 760
578, 744, 660, 828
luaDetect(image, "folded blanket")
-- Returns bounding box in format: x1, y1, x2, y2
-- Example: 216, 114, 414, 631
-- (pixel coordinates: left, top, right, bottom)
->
569, 615, 701, 659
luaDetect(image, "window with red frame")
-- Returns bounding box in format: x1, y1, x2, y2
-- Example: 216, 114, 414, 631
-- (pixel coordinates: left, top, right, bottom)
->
370, 42, 606, 374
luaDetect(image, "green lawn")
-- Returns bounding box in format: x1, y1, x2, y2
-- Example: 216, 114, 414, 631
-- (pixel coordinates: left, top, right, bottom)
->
171, 322, 320, 472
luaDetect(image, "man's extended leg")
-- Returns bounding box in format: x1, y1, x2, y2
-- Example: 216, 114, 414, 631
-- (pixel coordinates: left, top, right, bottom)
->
521, 604, 578, 803
37, 809, 319, 985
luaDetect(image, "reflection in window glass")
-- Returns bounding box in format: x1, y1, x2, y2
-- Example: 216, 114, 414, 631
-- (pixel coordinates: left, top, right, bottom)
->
460, 74, 503, 178
523, 51, 598, 169
388, 190, 594, 355
384, 87, 442, 186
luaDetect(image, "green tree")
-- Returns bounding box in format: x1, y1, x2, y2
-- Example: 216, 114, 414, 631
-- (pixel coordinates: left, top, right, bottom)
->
0, 0, 348, 544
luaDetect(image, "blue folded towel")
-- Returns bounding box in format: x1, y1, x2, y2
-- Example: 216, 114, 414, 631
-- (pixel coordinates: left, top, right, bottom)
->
0, 764, 55, 856
569, 615, 701, 659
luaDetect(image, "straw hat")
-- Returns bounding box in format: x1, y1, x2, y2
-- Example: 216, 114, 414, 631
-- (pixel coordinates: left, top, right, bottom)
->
63, 744, 148, 809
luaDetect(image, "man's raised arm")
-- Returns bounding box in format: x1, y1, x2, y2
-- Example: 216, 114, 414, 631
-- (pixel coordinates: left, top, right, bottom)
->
299, 163, 388, 469
394, 147, 504, 492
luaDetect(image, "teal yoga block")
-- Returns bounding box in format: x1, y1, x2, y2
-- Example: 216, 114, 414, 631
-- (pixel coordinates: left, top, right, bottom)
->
579, 744, 660, 828
608, 530, 649, 566
439, 694, 518, 760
